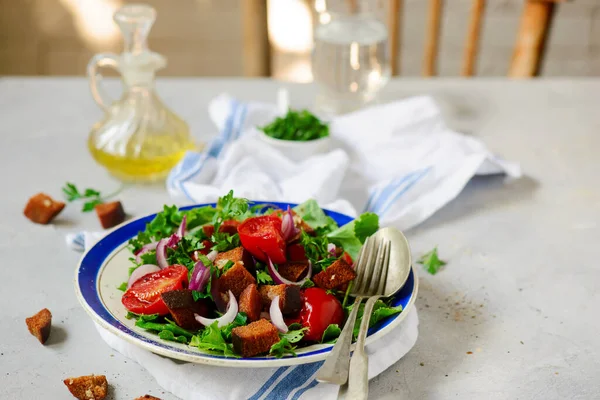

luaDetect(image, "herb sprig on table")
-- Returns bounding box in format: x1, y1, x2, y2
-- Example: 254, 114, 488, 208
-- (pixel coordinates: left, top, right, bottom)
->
62, 182, 123, 212
418, 247, 447, 275
260, 109, 329, 141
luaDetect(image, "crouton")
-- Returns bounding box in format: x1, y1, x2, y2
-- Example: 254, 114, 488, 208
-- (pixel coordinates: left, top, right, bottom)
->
135, 396, 161, 400
231, 319, 280, 357
95, 201, 126, 229
214, 247, 255, 274
218, 263, 256, 299
202, 224, 215, 238
312, 259, 356, 290
219, 219, 241, 235
63, 375, 108, 400
25, 308, 52, 344
23, 193, 65, 225
239, 284, 262, 322
161, 290, 209, 330
278, 262, 308, 282
258, 284, 302, 314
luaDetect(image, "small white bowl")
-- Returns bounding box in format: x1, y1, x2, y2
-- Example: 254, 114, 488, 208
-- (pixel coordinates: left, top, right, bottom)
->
258, 131, 332, 162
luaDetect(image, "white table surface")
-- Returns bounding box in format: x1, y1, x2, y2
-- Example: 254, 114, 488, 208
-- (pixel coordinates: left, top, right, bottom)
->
0, 77, 598, 400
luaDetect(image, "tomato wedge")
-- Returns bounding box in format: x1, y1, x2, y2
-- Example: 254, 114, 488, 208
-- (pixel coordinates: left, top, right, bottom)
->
238, 215, 286, 264
293, 288, 344, 342
287, 243, 308, 263
121, 265, 188, 315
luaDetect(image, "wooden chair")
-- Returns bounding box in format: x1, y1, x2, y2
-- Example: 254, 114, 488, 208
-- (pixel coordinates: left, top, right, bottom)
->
244, 0, 566, 78
389, 0, 567, 78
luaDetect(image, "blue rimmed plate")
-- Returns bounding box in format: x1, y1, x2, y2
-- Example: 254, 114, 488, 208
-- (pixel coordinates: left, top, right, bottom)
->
75, 202, 418, 367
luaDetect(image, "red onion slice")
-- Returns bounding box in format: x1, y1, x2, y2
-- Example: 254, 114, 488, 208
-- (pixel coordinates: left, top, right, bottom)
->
134, 241, 158, 263
195, 290, 238, 328
156, 238, 169, 269
269, 295, 288, 333
189, 259, 211, 292
267, 257, 312, 286
176, 215, 187, 238
127, 264, 161, 288
207, 250, 218, 262
210, 271, 227, 312
327, 243, 337, 257
281, 206, 299, 241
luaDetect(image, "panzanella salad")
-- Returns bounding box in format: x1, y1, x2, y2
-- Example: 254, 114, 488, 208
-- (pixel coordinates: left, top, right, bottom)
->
119, 191, 403, 358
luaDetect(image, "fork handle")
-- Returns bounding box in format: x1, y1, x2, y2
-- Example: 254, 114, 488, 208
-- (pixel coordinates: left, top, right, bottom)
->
315, 296, 364, 385
345, 296, 381, 400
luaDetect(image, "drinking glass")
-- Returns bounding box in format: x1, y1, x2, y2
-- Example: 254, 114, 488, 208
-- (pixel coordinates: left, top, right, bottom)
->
312, 0, 390, 114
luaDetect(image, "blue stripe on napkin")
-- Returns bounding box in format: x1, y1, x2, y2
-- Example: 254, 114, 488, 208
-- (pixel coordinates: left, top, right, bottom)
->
263, 362, 323, 400
168, 99, 247, 202
366, 167, 431, 216
248, 367, 290, 400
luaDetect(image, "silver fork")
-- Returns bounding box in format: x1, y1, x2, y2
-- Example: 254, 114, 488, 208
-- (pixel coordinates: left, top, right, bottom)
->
315, 234, 391, 385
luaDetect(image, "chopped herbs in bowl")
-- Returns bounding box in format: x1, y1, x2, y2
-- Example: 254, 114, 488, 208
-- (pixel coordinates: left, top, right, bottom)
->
258, 109, 332, 161
260, 109, 329, 142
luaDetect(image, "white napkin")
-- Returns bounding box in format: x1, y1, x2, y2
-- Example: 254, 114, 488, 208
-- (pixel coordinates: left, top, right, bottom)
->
96, 309, 418, 400
167, 94, 520, 229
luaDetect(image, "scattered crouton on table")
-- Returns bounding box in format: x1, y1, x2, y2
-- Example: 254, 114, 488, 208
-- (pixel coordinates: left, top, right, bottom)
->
63, 374, 108, 400
25, 308, 52, 344
23, 193, 65, 224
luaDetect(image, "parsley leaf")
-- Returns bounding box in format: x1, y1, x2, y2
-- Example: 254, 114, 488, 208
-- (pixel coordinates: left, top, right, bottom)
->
417, 247, 446, 275
260, 109, 329, 142
300, 231, 330, 263
326, 212, 379, 260
212, 190, 249, 231
116, 282, 128, 292
221, 260, 235, 274
62, 182, 114, 213
257, 270, 274, 285
321, 324, 342, 343
301, 279, 315, 289
192, 290, 212, 302
211, 232, 241, 252
270, 337, 297, 358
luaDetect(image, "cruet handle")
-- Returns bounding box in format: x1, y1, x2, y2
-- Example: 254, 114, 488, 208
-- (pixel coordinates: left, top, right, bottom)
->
87, 53, 121, 111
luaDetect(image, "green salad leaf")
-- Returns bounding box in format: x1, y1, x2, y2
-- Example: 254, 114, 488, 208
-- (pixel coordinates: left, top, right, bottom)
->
417, 247, 446, 275
321, 324, 342, 343
327, 212, 379, 261
280, 328, 308, 344
260, 109, 329, 142
116, 282, 128, 292
128, 204, 215, 253
293, 199, 337, 232
159, 330, 188, 344
351, 300, 403, 339
190, 321, 239, 357
270, 337, 297, 358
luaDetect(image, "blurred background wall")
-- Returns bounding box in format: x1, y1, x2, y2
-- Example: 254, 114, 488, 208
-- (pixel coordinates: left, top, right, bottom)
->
0, 0, 598, 80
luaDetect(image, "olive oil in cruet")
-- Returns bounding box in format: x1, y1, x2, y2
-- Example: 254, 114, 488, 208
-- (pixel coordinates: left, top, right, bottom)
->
86, 4, 198, 182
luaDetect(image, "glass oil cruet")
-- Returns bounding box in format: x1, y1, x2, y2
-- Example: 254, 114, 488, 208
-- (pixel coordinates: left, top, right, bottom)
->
87, 4, 197, 182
